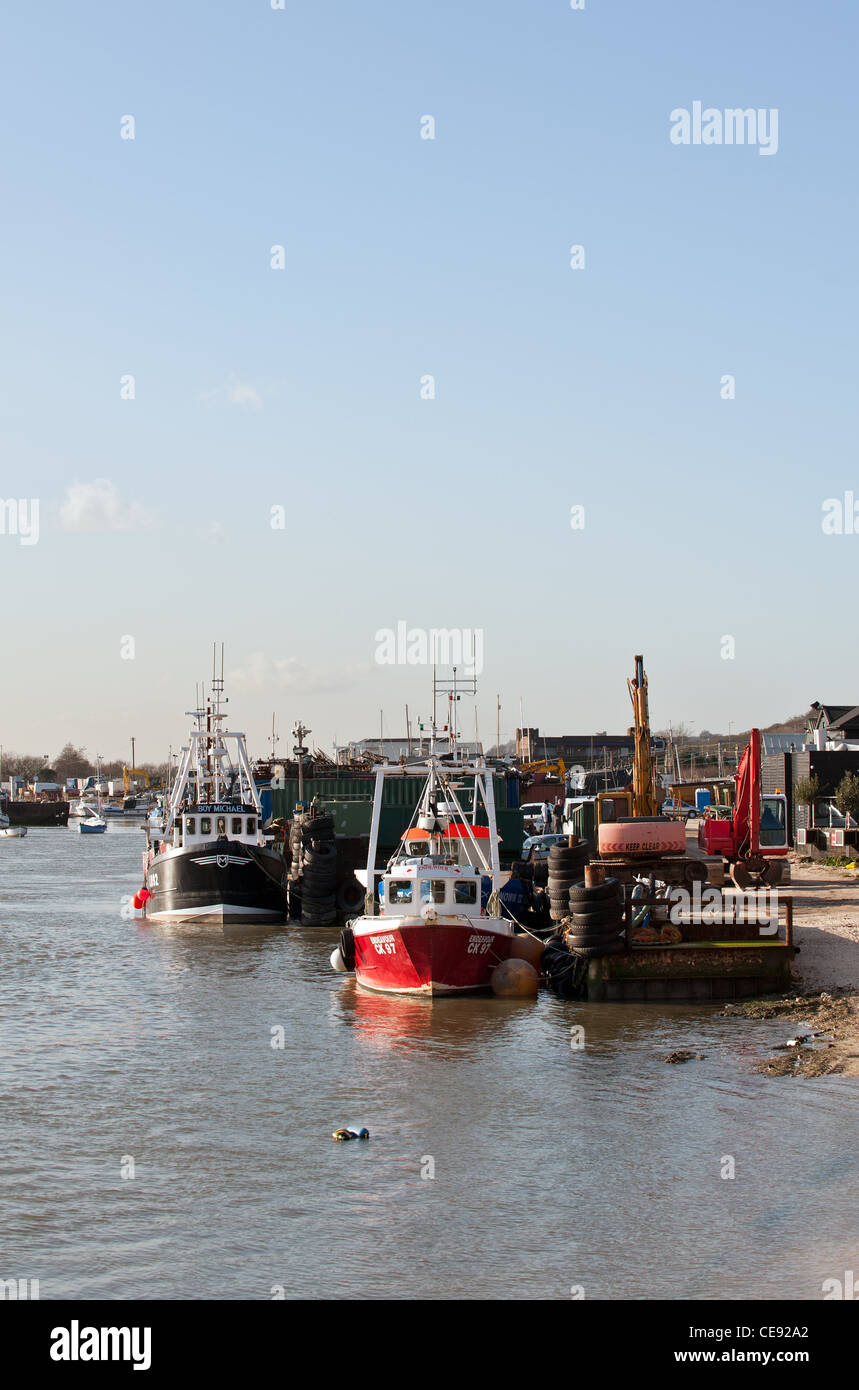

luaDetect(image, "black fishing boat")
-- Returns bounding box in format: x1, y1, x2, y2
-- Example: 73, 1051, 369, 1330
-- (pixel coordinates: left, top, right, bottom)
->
140, 650, 287, 925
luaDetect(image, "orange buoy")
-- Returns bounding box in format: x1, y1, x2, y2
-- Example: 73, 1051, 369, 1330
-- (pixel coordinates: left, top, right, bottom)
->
491, 958, 539, 997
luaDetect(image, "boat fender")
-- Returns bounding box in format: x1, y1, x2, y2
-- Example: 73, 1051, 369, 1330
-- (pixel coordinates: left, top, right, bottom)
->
336, 879, 365, 914
339, 925, 356, 971
132, 894, 142, 910
330, 947, 348, 973
422, 906, 437, 923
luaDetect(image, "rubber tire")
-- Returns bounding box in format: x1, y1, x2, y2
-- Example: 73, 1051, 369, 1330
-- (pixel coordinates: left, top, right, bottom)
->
548, 846, 589, 866
568, 937, 626, 959
547, 873, 586, 891
571, 904, 625, 929
567, 878, 622, 906
565, 930, 625, 950
304, 845, 336, 865
337, 879, 365, 913
339, 926, 356, 969
683, 860, 708, 885
297, 867, 330, 889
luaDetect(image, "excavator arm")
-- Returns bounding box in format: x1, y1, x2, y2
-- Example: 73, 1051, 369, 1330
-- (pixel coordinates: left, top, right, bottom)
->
627, 655, 660, 817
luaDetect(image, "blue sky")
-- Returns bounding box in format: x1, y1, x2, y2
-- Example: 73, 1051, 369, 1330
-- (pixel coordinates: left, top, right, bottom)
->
1, 1, 857, 763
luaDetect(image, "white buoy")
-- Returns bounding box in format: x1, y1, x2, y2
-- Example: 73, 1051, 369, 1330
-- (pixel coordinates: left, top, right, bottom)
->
330, 947, 347, 973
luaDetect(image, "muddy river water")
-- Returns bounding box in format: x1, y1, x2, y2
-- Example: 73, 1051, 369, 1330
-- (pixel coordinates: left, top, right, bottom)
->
1, 828, 856, 1299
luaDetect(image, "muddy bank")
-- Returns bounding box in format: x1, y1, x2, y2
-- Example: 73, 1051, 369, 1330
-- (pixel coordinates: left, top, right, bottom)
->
723, 990, 859, 1077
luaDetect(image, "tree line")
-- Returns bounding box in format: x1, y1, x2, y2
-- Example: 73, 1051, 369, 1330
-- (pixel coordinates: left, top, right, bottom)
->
1, 743, 169, 784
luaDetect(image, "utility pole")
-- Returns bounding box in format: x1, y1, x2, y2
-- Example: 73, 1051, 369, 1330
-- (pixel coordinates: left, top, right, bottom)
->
496, 694, 501, 759
131, 737, 135, 771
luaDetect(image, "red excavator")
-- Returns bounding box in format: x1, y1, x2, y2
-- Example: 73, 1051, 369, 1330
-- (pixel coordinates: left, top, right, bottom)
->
698, 729, 789, 888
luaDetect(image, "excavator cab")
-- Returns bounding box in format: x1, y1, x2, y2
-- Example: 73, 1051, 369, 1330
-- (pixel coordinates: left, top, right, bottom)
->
759, 795, 788, 848
596, 790, 633, 825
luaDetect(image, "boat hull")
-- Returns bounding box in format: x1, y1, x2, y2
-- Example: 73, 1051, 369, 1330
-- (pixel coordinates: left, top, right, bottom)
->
1, 800, 70, 826
144, 841, 287, 925
353, 918, 513, 995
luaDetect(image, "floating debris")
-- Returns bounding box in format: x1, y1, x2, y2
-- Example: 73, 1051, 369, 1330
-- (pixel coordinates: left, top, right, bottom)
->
665, 1049, 707, 1064
332, 1127, 370, 1142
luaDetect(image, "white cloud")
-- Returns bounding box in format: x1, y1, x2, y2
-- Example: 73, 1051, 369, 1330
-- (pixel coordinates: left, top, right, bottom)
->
59, 479, 153, 533
227, 383, 263, 410
199, 521, 225, 544
199, 376, 264, 410
229, 652, 370, 696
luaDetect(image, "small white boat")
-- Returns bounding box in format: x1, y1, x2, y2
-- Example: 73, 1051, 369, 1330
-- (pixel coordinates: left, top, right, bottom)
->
78, 770, 107, 834
79, 808, 107, 834
0, 811, 27, 837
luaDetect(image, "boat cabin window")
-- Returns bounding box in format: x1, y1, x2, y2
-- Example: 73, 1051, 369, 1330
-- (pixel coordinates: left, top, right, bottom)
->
420, 879, 447, 904
454, 881, 477, 904
409, 840, 430, 857
388, 880, 413, 904
185, 817, 196, 835
232, 818, 243, 835
247, 817, 256, 835
217, 817, 227, 836
200, 817, 211, 836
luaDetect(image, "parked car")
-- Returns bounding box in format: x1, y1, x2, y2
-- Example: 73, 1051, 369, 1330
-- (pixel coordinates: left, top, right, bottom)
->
520, 833, 569, 863
662, 799, 699, 823
519, 802, 553, 832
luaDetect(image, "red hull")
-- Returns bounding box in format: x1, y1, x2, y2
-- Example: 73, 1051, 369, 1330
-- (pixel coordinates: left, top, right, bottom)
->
354, 920, 513, 995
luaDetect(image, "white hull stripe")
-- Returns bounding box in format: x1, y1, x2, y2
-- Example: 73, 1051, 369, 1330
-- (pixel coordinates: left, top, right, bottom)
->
145, 904, 281, 920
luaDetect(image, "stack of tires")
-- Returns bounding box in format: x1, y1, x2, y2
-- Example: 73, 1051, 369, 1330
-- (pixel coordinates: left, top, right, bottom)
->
300, 813, 338, 926
564, 877, 625, 957
547, 841, 590, 926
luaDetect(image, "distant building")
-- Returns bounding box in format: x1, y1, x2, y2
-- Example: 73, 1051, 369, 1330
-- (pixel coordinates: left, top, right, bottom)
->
348, 737, 482, 760
516, 727, 633, 764
807, 702, 859, 742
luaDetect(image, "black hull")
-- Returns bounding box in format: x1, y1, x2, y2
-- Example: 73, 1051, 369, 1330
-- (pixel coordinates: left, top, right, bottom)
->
144, 841, 287, 924
2, 800, 69, 826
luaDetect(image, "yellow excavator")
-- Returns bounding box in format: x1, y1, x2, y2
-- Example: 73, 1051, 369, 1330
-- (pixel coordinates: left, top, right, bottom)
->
595, 655, 659, 826
595, 655, 705, 886
517, 757, 567, 781
123, 767, 151, 794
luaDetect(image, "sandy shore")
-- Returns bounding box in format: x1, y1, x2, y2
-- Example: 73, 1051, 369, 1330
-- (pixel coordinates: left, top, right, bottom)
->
733, 854, 859, 1076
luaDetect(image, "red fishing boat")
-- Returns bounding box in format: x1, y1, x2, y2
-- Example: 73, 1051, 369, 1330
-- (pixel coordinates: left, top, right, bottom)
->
336, 752, 514, 995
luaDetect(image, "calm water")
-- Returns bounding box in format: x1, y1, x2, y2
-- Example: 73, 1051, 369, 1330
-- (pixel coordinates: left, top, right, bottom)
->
1, 827, 856, 1300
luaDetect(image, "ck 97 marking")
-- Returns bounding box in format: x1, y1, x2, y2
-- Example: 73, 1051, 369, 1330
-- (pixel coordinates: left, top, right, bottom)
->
467, 935, 492, 955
